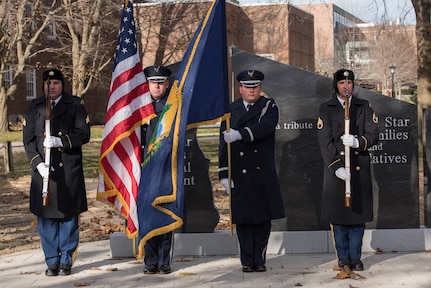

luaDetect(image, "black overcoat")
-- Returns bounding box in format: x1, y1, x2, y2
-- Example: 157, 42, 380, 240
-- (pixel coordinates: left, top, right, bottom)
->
23, 93, 90, 218
219, 96, 285, 224
317, 96, 379, 225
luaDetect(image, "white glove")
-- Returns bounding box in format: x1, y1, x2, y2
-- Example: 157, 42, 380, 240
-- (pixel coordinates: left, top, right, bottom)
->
44, 136, 63, 148
220, 178, 234, 194
37, 163, 50, 179
335, 167, 351, 181
342, 134, 359, 148
223, 129, 242, 143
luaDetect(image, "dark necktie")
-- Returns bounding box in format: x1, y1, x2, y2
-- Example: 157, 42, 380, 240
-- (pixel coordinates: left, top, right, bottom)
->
51, 101, 56, 110
247, 104, 251, 111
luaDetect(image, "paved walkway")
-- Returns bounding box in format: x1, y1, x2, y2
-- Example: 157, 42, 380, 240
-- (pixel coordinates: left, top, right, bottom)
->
1, 240, 431, 288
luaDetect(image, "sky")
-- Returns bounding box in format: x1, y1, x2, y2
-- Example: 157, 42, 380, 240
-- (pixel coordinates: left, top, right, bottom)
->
238, 0, 416, 24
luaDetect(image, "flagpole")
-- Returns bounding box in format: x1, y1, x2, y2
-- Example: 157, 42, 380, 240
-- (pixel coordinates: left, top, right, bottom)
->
227, 69, 234, 237
226, 117, 233, 237
127, 0, 134, 245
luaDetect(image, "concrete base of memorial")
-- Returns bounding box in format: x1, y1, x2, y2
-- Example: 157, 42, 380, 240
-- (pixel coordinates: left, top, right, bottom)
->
109, 227, 431, 258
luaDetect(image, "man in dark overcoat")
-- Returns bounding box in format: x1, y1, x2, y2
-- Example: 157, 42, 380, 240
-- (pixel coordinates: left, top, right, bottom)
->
23, 68, 90, 276
140, 65, 174, 275
317, 69, 379, 271
219, 70, 285, 273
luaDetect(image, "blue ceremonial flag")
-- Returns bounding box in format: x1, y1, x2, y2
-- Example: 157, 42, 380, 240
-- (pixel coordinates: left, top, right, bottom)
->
136, 0, 229, 259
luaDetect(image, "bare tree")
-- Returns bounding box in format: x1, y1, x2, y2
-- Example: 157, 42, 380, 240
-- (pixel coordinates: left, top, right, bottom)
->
412, 0, 431, 108
0, 0, 120, 132
0, 0, 56, 132
363, 23, 417, 98
410, 0, 431, 211
48, 0, 119, 97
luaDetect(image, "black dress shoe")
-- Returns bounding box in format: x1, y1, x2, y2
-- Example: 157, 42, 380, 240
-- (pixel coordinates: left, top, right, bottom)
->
143, 264, 158, 274
255, 265, 267, 272
351, 259, 364, 271
242, 265, 255, 272
58, 263, 71, 276
45, 264, 59, 276
338, 258, 351, 270
157, 264, 172, 274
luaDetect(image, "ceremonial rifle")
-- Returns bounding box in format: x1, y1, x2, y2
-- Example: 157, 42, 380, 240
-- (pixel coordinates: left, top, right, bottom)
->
42, 77, 52, 206
343, 71, 352, 207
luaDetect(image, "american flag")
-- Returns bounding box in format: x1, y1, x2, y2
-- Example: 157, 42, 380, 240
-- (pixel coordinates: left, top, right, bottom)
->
97, 0, 155, 238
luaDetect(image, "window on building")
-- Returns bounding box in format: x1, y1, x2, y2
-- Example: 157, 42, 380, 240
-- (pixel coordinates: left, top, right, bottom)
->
23, 4, 36, 34
24, 4, 33, 16
2, 64, 13, 89
25, 67, 36, 99
46, 21, 56, 40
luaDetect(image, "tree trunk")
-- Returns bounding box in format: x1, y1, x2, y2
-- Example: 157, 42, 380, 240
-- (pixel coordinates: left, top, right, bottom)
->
0, 89, 9, 132
412, 0, 431, 108
411, 0, 431, 226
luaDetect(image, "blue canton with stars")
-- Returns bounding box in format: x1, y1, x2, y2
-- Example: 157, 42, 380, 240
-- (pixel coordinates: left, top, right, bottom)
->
113, 0, 138, 69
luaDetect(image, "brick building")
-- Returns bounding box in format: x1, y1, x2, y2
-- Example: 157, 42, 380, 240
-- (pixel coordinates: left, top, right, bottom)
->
298, 4, 364, 76
136, 1, 314, 70
299, 3, 417, 94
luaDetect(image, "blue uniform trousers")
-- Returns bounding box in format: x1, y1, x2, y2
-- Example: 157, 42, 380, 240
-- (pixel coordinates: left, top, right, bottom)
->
236, 221, 271, 266
144, 232, 173, 265
37, 216, 79, 266
332, 223, 365, 260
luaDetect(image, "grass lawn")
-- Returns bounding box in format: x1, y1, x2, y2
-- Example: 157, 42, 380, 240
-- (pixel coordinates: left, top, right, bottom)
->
0, 126, 219, 180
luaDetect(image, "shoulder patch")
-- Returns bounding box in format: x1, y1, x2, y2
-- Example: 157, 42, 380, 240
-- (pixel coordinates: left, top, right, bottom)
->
317, 117, 324, 129
373, 113, 378, 124
270, 99, 278, 108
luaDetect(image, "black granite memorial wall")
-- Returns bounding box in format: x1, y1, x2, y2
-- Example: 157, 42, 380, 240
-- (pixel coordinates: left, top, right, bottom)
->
172, 48, 420, 232
231, 48, 419, 230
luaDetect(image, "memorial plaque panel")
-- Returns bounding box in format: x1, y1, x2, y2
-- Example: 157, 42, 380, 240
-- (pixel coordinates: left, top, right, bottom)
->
181, 128, 220, 232
356, 89, 419, 229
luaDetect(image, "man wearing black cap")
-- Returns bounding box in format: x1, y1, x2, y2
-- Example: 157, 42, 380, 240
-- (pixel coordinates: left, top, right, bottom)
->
316, 68, 379, 271
218, 70, 285, 272
141, 65, 173, 274
23, 68, 90, 276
